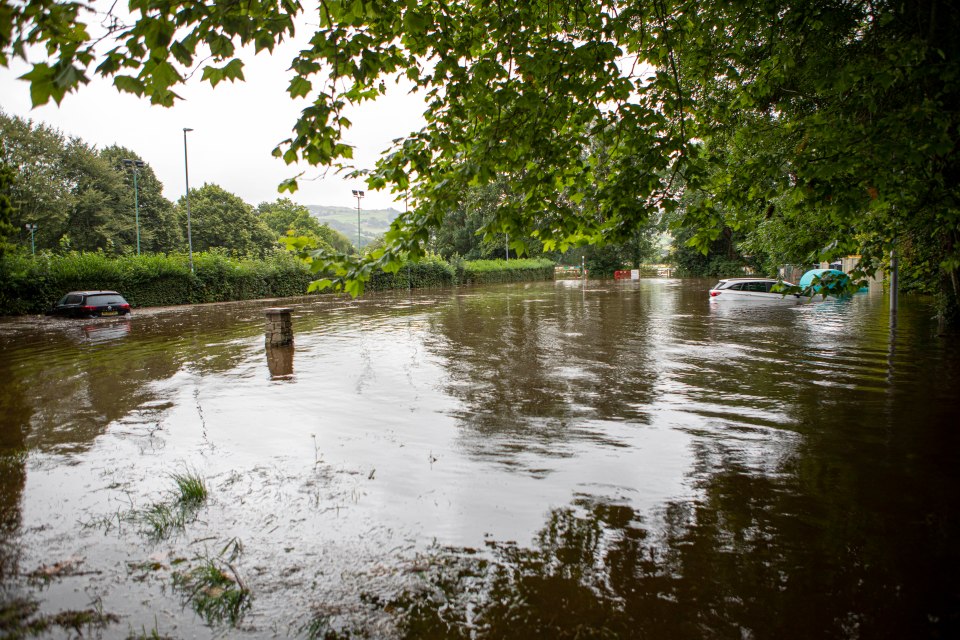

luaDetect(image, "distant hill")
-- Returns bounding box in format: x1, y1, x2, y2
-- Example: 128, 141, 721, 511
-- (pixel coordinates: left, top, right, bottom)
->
306, 205, 401, 247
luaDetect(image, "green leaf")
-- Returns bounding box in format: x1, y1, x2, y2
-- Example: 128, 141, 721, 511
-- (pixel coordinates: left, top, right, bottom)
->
278, 177, 301, 193
222, 59, 245, 82
114, 75, 146, 95
289, 76, 312, 98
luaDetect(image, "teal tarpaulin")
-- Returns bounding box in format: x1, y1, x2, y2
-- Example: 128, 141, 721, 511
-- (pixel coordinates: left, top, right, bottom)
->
798, 269, 846, 289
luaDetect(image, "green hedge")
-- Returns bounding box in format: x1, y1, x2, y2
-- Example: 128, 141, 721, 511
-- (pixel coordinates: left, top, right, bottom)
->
457, 258, 556, 285
366, 254, 456, 291
0, 250, 315, 314
0, 252, 557, 315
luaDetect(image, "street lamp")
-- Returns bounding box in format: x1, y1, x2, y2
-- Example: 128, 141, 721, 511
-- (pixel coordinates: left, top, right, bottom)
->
24, 223, 38, 256
351, 189, 365, 250
183, 128, 195, 272
122, 158, 146, 255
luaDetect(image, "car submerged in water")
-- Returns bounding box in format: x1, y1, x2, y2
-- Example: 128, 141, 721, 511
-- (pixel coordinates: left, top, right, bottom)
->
708, 278, 803, 302
47, 290, 132, 318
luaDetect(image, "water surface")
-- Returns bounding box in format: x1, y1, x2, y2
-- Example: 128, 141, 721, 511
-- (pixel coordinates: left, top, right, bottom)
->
1, 280, 957, 638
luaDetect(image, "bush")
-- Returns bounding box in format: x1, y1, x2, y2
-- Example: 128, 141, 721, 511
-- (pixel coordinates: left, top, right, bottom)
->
366, 253, 455, 291
458, 258, 555, 285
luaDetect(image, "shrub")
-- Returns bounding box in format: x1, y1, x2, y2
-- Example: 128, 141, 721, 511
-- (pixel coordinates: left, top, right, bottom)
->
366, 253, 455, 291
458, 258, 555, 285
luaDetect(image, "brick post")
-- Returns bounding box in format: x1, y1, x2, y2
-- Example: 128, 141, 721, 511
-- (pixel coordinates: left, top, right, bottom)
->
265, 307, 293, 346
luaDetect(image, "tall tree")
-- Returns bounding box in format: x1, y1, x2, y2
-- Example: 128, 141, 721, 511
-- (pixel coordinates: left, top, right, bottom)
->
177, 184, 276, 256
100, 145, 182, 253
0, 111, 73, 251
0, 160, 15, 257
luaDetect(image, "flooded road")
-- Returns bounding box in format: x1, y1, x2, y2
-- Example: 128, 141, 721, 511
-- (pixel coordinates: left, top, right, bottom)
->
1, 279, 958, 638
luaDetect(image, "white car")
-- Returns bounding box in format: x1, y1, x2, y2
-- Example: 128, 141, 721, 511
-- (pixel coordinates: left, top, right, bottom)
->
708, 278, 800, 301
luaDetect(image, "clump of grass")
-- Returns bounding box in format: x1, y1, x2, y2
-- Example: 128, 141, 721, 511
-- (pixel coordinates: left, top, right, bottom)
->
141, 502, 187, 540
173, 539, 251, 626
171, 470, 208, 507
138, 468, 209, 540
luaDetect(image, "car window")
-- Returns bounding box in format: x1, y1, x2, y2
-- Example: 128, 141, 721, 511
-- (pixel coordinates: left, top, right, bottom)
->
62, 294, 83, 305
85, 294, 126, 306
728, 283, 743, 291
744, 282, 767, 292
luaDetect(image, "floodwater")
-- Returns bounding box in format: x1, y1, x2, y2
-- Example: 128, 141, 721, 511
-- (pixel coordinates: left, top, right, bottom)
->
0, 279, 958, 638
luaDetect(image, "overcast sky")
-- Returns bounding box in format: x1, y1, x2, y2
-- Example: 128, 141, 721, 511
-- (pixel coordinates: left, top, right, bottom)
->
0, 22, 426, 212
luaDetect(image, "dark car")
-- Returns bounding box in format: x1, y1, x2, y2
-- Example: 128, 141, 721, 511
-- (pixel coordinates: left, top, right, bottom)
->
48, 290, 132, 318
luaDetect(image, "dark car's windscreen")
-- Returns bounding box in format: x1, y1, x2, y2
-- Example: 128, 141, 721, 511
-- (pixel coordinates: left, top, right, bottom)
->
86, 295, 126, 306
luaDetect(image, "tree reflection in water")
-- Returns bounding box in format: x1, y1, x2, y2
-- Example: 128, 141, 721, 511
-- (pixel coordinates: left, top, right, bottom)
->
383, 463, 956, 639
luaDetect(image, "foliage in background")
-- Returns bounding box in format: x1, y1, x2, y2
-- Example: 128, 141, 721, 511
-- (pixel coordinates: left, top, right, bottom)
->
429, 177, 547, 261
457, 259, 555, 286
560, 229, 663, 278
174, 184, 276, 258
669, 224, 752, 278
256, 198, 353, 254
0, 112, 307, 260
1, 110, 128, 253
0, 160, 15, 258
366, 253, 455, 291
100, 144, 183, 252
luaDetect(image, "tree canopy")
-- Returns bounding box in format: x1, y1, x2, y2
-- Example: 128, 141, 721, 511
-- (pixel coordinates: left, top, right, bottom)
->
4, 1, 958, 317
176, 183, 277, 256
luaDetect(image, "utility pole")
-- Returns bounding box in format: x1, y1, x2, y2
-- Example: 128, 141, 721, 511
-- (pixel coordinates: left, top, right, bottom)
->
183, 128, 195, 272
352, 189, 365, 250
25, 223, 38, 255
122, 159, 146, 254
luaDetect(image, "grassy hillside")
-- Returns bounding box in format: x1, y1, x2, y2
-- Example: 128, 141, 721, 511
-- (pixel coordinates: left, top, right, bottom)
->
307, 205, 401, 248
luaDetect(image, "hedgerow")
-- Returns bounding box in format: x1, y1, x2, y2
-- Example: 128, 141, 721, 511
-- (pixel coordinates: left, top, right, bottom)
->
456, 258, 555, 285
0, 251, 556, 315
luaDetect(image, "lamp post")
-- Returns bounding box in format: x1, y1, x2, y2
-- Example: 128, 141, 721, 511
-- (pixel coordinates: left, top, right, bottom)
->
351, 189, 365, 250
122, 158, 145, 254
24, 223, 38, 256
183, 128, 195, 272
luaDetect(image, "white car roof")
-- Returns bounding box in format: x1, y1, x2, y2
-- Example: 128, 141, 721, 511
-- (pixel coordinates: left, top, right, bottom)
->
716, 277, 778, 282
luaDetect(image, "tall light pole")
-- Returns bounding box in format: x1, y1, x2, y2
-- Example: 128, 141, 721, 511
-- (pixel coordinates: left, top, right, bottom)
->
122, 158, 145, 255
351, 189, 365, 251
24, 223, 38, 256
183, 128, 195, 272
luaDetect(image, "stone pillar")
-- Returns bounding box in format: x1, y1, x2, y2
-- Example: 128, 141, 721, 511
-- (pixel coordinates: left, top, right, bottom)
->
265, 307, 293, 346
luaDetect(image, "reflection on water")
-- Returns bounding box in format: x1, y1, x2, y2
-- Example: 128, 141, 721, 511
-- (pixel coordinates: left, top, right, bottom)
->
0, 282, 958, 638
79, 318, 131, 344
266, 344, 295, 380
